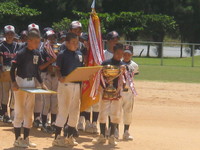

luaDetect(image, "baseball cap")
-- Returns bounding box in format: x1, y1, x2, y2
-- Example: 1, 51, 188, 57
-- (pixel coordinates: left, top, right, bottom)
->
70, 21, 82, 29
124, 45, 133, 54
59, 31, 67, 39
4, 25, 15, 33
46, 30, 55, 37
28, 23, 39, 32
80, 32, 88, 41
106, 31, 120, 40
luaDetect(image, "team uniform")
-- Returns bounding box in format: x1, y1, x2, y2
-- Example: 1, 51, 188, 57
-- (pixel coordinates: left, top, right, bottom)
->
121, 60, 138, 139
10, 45, 43, 148
40, 34, 58, 133
0, 26, 21, 123
53, 44, 83, 147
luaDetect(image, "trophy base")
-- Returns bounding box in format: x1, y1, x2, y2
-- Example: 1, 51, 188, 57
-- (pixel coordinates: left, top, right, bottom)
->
102, 91, 120, 100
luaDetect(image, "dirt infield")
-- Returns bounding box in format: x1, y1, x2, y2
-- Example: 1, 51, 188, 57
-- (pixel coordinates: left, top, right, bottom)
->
0, 80, 200, 150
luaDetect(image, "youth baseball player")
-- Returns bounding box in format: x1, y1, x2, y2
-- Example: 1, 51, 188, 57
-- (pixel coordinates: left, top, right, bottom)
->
10, 30, 47, 148
53, 32, 83, 147
121, 44, 139, 140
93, 43, 125, 146
40, 30, 58, 133
0, 25, 21, 123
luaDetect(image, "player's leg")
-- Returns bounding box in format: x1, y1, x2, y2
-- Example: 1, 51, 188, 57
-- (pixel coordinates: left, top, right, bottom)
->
92, 99, 109, 144
84, 107, 93, 133
53, 82, 73, 147
33, 94, 43, 128
67, 83, 80, 146
2, 82, 12, 123
49, 75, 58, 132
23, 93, 36, 148
122, 91, 134, 140
92, 103, 99, 134
13, 89, 27, 148
109, 99, 122, 145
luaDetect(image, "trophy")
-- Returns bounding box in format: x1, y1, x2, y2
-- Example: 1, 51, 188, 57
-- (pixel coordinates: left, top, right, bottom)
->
53, 43, 61, 54
102, 65, 121, 99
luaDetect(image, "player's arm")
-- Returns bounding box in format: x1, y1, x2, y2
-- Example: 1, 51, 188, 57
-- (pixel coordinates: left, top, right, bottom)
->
10, 61, 19, 91
39, 57, 56, 71
56, 53, 65, 83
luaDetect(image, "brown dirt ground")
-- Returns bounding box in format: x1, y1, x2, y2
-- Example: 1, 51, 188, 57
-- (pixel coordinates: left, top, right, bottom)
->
1, 80, 200, 150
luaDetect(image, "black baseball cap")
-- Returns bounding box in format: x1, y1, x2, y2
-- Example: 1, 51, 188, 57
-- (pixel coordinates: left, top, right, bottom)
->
106, 31, 120, 40
124, 44, 133, 54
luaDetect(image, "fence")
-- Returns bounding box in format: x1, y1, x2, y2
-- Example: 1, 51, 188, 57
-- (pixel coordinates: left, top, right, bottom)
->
104, 40, 200, 67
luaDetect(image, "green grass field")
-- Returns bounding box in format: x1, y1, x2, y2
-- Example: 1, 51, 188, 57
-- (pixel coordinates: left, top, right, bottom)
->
133, 56, 200, 83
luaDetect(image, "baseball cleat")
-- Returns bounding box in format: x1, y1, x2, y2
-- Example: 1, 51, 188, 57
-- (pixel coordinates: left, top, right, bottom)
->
3, 115, 12, 123
92, 134, 106, 144
52, 135, 69, 147
13, 137, 28, 148
123, 130, 133, 140
33, 119, 42, 128
85, 120, 93, 133
92, 122, 98, 134
108, 135, 117, 146
24, 137, 37, 148
66, 136, 78, 146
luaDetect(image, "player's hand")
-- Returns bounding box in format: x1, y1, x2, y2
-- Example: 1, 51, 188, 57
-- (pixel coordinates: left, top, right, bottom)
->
120, 65, 126, 73
41, 83, 48, 90
12, 82, 19, 91
59, 76, 65, 83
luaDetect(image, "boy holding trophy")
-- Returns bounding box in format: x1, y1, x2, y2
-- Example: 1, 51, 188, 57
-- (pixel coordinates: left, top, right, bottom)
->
93, 43, 125, 146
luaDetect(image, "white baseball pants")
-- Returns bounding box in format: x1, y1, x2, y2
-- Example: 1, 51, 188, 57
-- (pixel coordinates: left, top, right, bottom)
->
55, 82, 80, 128
121, 90, 134, 125
13, 76, 35, 128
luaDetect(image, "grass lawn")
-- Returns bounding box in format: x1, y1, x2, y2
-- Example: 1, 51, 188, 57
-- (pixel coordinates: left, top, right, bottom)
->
133, 56, 200, 67
133, 57, 200, 83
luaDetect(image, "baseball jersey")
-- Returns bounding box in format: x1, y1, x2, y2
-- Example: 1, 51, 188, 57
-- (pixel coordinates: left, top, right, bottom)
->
11, 47, 43, 83
56, 48, 83, 77
123, 60, 139, 74
0, 41, 21, 66
104, 49, 113, 60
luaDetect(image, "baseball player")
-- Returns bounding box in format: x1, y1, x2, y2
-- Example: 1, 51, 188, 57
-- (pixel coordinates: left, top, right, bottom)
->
93, 43, 125, 145
103, 31, 120, 138
19, 30, 28, 43
26, 23, 45, 128
0, 25, 21, 123
52, 32, 83, 147
77, 32, 99, 134
40, 30, 58, 133
10, 30, 47, 148
104, 31, 120, 60
121, 45, 139, 140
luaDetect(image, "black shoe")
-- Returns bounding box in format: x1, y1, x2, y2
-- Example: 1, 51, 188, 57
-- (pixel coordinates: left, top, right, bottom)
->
41, 125, 53, 134
73, 128, 79, 138
33, 120, 42, 128
50, 125, 56, 134
64, 126, 68, 137
3, 115, 12, 123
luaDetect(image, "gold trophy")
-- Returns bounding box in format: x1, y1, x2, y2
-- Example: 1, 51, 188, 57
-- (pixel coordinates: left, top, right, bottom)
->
102, 65, 121, 99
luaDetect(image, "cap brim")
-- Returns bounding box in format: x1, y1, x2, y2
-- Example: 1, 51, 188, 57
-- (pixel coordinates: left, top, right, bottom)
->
124, 50, 133, 54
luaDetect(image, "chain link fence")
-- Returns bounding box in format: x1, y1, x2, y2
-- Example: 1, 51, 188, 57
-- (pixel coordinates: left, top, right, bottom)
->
104, 40, 200, 67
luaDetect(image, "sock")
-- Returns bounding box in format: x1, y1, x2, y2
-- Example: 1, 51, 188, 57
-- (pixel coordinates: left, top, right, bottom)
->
85, 112, 90, 121
110, 123, 117, 136
100, 123, 106, 137
0, 105, 3, 116
67, 126, 75, 137
1, 104, 7, 116
80, 111, 86, 117
51, 114, 56, 125
124, 124, 130, 132
14, 127, 21, 140
42, 115, 47, 127
34, 112, 40, 120
24, 128, 30, 139
92, 112, 99, 123
55, 126, 62, 139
